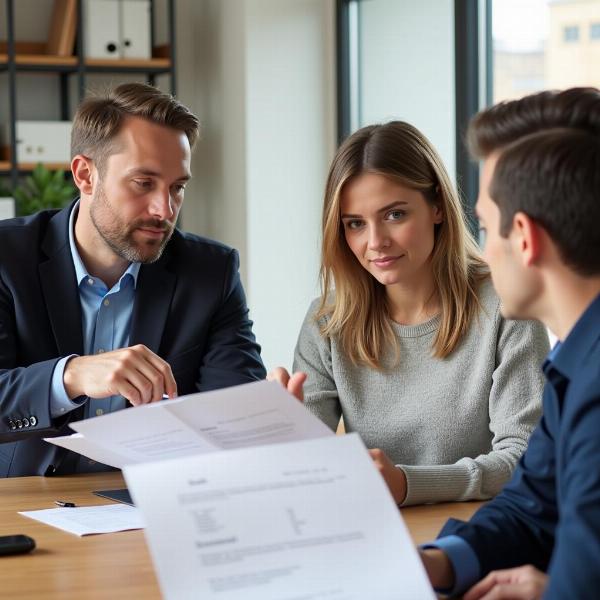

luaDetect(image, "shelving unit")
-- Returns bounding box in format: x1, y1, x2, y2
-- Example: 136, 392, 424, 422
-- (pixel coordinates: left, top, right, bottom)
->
1, 0, 176, 187
1, 160, 72, 169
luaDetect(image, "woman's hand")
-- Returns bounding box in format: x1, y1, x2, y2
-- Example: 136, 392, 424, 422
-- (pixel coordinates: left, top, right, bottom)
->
267, 367, 307, 402
369, 448, 407, 504
464, 565, 548, 600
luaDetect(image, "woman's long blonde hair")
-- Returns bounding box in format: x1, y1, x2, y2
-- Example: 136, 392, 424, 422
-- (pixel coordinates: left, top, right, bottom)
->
319, 121, 488, 369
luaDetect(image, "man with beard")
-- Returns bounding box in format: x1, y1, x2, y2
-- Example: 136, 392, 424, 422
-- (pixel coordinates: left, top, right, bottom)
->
0, 83, 266, 476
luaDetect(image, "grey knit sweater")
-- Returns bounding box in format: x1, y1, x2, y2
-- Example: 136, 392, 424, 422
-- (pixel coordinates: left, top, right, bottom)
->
293, 279, 549, 506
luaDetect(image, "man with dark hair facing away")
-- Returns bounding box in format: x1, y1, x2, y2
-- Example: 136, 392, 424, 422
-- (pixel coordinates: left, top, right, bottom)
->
0, 83, 266, 477
421, 87, 600, 599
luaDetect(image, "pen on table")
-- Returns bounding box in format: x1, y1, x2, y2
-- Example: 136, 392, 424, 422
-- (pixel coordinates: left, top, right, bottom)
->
54, 500, 76, 508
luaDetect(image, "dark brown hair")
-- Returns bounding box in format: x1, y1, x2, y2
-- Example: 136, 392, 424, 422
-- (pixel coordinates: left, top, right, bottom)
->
468, 87, 600, 275
71, 83, 200, 172
468, 87, 600, 159
491, 128, 600, 275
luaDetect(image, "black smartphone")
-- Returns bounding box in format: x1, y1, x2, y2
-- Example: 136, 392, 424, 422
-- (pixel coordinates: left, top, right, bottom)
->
0, 535, 36, 556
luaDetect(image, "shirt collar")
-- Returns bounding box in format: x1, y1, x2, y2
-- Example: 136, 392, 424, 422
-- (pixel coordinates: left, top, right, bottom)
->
545, 293, 600, 378
68, 200, 141, 289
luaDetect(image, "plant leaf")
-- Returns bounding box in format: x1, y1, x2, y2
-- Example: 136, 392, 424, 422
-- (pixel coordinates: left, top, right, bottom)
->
12, 164, 75, 215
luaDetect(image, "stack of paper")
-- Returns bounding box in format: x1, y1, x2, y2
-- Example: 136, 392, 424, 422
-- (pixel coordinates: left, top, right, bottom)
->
19, 504, 144, 537
124, 433, 435, 600
45, 381, 333, 468
45, 381, 435, 599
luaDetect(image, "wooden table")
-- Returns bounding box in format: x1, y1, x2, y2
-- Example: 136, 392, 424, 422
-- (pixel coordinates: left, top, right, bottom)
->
0, 472, 483, 599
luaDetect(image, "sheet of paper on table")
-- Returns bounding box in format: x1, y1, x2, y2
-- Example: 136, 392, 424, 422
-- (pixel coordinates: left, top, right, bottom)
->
124, 433, 436, 600
19, 504, 144, 536
44, 380, 333, 468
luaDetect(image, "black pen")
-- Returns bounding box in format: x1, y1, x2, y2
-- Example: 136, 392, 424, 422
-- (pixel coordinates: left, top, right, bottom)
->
54, 500, 76, 508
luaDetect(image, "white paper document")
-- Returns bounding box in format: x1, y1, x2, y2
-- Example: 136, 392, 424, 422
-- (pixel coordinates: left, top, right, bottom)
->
124, 434, 435, 600
19, 504, 144, 536
45, 381, 333, 468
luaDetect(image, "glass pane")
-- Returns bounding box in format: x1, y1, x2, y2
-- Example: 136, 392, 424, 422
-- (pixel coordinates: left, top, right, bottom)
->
492, 0, 600, 103
357, 0, 456, 179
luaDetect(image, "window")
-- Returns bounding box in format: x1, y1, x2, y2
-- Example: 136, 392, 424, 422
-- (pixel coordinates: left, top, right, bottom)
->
337, 0, 457, 186
564, 25, 580, 42
337, 0, 456, 178
491, 0, 600, 104
337, 0, 479, 216
337, 0, 600, 213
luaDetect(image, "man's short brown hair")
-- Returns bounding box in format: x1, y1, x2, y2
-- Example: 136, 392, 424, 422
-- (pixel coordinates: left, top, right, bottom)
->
468, 87, 600, 159
491, 128, 600, 276
71, 83, 200, 173
468, 87, 600, 275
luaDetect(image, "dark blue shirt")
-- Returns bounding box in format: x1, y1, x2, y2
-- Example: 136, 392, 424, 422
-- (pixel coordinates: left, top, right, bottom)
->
433, 293, 600, 598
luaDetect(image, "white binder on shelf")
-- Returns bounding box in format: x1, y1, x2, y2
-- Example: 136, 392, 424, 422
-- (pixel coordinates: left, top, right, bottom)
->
0, 198, 15, 221
2, 121, 72, 164
83, 0, 120, 59
83, 0, 151, 60
122, 0, 151, 59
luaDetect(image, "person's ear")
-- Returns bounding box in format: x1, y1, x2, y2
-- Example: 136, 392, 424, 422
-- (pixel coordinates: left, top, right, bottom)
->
511, 211, 541, 267
432, 202, 443, 224
71, 155, 95, 196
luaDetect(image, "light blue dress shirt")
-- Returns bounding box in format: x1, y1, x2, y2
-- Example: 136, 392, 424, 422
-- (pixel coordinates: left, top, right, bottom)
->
50, 202, 141, 420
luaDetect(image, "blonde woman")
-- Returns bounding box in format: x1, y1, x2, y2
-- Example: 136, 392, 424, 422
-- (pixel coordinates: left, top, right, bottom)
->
271, 121, 549, 506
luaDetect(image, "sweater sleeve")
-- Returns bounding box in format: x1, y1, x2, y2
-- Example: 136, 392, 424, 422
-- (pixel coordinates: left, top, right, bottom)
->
400, 315, 549, 506
292, 300, 342, 433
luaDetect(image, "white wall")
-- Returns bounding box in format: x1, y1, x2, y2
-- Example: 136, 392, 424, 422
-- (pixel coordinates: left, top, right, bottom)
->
244, 0, 336, 370
176, 0, 337, 371
358, 0, 456, 178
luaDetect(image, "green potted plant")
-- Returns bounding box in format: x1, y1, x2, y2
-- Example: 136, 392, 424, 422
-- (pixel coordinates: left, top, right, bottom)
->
13, 163, 76, 216
0, 180, 11, 196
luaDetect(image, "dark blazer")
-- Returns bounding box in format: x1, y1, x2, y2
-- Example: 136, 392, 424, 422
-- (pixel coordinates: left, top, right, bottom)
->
0, 202, 266, 477
438, 294, 600, 599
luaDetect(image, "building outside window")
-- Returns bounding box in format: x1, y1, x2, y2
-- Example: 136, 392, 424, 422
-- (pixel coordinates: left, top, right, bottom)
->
492, 0, 600, 104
